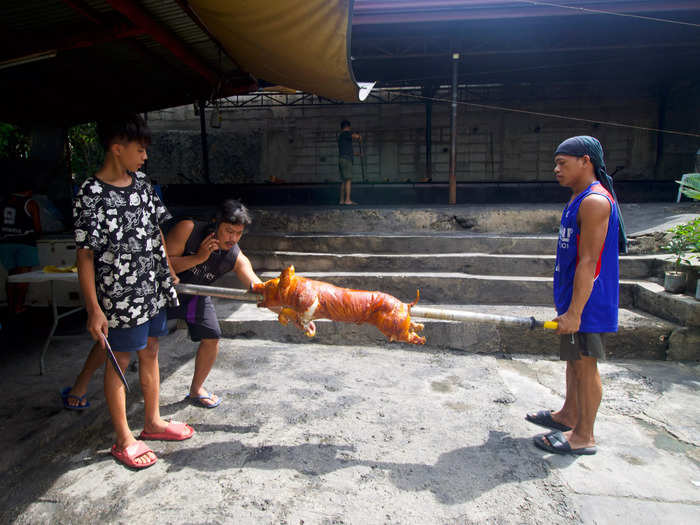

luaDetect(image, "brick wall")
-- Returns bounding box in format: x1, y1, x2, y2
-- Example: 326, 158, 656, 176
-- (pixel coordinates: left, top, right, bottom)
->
145, 83, 697, 186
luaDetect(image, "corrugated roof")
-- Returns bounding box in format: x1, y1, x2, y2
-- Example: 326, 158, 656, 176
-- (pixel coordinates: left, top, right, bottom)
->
0, 0, 255, 124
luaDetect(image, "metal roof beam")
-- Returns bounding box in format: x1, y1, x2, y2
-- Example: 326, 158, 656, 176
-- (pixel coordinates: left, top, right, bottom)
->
104, 0, 220, 85
354, 41, 700, 60
61, 0, 106, 26
353, 0, 700, 24
0, 25, 146, 64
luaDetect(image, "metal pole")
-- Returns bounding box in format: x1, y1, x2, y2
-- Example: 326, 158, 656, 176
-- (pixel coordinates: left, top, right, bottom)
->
449, 52, 459, 204
176, 283, 261, 302
410, 305, 558, 331
425, 97, 433, 182
198, 99, 210, 184
174, 283, 558, 332
360, 137, 366, 183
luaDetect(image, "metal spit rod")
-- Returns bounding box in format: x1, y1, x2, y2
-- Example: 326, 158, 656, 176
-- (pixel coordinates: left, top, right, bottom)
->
175, 283, 261, 302
410, 306, 558, 331
175, 283, 559, 331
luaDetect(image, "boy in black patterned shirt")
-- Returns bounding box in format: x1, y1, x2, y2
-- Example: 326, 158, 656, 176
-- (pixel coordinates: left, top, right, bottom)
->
72, 114, 194, 469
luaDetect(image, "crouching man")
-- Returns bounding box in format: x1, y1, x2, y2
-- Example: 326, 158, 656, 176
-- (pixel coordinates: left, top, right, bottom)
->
166, 199, 263, 408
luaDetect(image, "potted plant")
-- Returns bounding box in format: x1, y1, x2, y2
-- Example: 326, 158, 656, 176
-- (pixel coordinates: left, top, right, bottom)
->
662, 219, 699, 293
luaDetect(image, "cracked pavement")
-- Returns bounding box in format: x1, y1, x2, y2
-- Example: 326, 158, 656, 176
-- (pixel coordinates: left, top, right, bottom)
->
0, 326, 698, 524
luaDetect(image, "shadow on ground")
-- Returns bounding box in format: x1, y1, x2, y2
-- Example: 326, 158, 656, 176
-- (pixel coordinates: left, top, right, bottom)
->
161, 430, 569, 505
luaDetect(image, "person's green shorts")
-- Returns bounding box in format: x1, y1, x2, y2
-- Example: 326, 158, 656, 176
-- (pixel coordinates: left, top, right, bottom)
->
0, 243, 39, 271
560, 332, 606, 361
338, 157, 353, 181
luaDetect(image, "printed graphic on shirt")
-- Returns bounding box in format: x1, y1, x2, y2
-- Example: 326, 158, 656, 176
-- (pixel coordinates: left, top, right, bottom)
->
558, 225, 573, 250
73, 171, 178, 328
3, 207, 15, 225
1, 195, 35, 241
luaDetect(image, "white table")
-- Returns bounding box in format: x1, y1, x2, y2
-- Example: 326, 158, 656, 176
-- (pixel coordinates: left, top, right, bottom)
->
8, 270, 84, 374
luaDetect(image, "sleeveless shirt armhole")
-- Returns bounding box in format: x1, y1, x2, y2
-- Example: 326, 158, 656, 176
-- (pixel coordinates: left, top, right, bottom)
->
586, 190, 613, 212
231, 244, 241, 266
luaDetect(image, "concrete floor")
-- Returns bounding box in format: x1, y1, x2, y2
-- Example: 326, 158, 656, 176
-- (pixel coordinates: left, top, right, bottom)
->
0, 323, 698, 524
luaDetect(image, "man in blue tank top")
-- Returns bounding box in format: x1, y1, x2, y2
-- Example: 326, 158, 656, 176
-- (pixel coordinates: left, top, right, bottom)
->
527, 136, 620, 456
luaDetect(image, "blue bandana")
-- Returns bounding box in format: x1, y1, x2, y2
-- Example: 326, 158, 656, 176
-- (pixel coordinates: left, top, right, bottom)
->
554, 135, 628, 253
554, 136, 607, 179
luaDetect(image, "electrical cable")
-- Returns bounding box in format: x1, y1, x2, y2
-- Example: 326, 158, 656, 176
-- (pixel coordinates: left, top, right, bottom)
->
399, 91, 700, 138
516, 0, 700, 28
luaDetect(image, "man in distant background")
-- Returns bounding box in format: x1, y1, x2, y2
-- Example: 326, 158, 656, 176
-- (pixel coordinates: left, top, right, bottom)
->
0, 187, 41, 316
338, 120, 362, 205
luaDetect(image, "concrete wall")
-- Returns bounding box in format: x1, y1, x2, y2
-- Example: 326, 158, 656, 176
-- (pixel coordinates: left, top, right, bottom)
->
145, 83, 697, 186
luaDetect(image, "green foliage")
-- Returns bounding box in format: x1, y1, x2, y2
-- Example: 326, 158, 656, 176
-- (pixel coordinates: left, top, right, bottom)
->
0, 122, 31, 160
68, 122, 103, 185
663, 218, 700, 269
676, 173, 700, 201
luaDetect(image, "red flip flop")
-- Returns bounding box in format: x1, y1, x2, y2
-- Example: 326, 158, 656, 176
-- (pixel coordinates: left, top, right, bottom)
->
138, 420, 195, 441
111, 440, 157, 469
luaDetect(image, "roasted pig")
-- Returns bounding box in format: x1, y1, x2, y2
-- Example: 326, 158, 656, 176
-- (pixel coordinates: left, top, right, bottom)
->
251, 266, 426, 344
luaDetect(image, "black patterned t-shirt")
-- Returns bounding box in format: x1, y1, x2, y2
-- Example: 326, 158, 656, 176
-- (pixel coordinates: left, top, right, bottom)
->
73, 171, 179, 328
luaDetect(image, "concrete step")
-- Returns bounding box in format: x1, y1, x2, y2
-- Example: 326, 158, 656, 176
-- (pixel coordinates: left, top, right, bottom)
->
222, 271, 635, 308
214, 302, 683, 360
246, 251, 663, 279
246, 205, 563, 234
219, 271, 699, 328
633, 281, 700, 328
221, 270, 559, 306
239, 233, 558, 255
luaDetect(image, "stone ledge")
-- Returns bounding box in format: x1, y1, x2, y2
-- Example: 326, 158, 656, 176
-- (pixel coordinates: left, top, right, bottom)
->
668, 328, 700, 360
632, 281, 700, 328
216, 303, 678, 360
246, 251, 665, 279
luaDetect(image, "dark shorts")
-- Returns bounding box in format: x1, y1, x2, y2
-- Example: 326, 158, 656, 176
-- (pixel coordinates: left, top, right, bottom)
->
167, 294, 221, 342
560, 332, 607, 361
0, 243, 39, 271
108, 309, 168, 352
338, 157, 353, 181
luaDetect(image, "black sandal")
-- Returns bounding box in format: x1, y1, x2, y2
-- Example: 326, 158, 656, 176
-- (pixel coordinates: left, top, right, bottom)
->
525, 409, 572, 432
533, 431, 597, 456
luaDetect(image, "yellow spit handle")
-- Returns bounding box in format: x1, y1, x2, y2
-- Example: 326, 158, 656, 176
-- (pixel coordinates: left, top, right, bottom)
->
543, 321, 559, 331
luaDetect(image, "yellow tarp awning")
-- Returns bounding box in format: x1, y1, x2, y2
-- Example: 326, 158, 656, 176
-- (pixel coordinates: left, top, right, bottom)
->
189, 0, 372, 102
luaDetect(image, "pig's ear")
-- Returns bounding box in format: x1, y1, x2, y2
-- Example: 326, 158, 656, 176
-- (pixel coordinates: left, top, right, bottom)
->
280, 266, 293, 290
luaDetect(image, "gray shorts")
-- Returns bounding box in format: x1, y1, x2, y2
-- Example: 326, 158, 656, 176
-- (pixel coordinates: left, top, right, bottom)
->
338, 157, 353, 181
560, 332, 606, 361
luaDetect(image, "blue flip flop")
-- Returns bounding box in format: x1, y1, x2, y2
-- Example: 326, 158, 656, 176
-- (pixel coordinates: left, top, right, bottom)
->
60, 386, 90, 411
185, 392, 222, 409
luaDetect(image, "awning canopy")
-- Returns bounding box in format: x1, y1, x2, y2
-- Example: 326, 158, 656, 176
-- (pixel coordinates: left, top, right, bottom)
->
189, 0, 371, 102
0, 0, 366, 125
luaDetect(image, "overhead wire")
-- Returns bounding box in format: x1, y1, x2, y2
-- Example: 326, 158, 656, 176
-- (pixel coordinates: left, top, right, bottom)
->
515, 0, 700, 28
399, 91, 700, 138
360, 0, 700, 138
